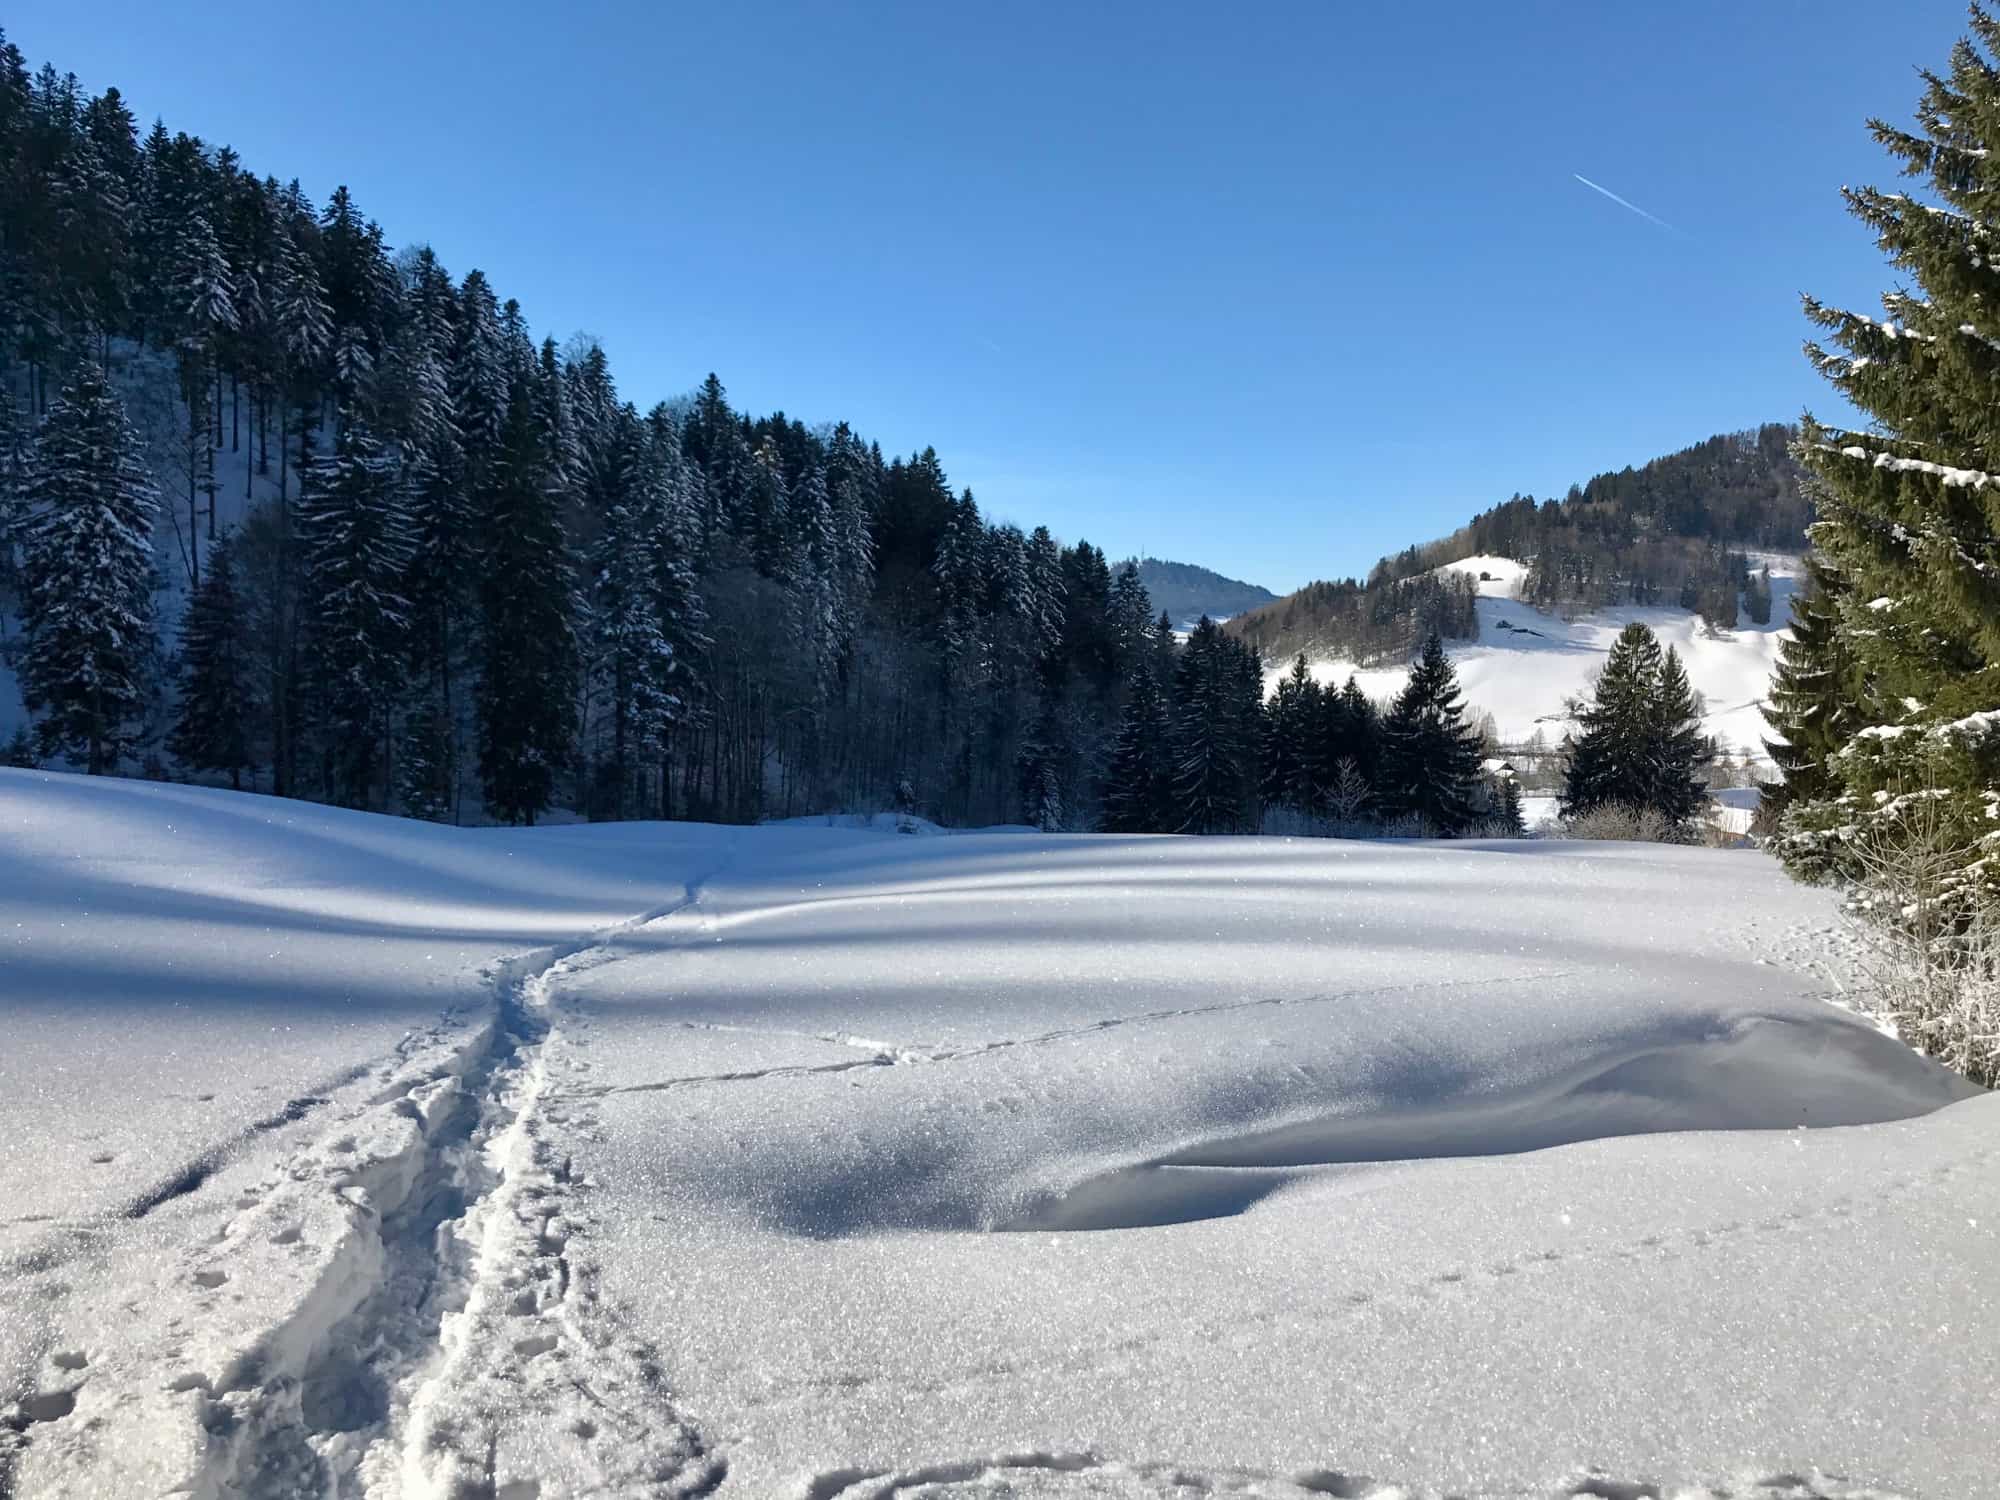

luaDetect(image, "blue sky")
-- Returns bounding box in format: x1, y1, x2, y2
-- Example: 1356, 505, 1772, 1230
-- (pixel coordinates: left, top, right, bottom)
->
7, 1, 1973, 593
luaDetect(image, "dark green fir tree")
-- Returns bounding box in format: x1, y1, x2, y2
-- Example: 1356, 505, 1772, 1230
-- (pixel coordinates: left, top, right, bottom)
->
16, 359, 160, 774
1561, 622, 1665, 819
170, 532, 253, 786
1100, 665, 1175, 833
1378, 633, 1482, 835
1762, 554, 1861, 829
1645, 645, 1714, 833
1784, 6, 2000, 882
476, 379, 578, 825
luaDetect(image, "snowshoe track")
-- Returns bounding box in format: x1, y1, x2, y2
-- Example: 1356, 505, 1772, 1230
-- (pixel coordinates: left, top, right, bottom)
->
797, 1454, 1910, 1500
9, 874, 731, 1500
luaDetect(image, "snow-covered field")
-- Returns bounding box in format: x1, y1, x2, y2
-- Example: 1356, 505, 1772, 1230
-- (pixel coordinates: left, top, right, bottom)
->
1276, 556, 1800, 759
2, 770, 1994, 1500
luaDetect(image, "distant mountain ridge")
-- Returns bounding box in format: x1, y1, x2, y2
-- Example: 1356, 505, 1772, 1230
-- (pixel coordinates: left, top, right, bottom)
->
1128, 557, 1276, 625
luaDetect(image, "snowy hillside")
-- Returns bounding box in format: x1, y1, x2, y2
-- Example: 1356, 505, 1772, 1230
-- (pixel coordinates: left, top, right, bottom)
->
1273, 554, 1801, 760
3, 771, 1994, 1499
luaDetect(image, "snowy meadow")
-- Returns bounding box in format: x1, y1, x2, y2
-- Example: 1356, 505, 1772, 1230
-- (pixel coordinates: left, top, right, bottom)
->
1, 769, 1993, 1500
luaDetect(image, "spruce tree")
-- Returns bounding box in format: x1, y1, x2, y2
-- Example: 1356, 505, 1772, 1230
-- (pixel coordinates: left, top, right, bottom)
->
1100, 665, 1174, 832
1561, 622, 1664, 819
1151, 609, 1177, 683
1170, 617, 1259, 834
396, 698, 453, 821
274, 231, 331, 499
452, 269, 508, 466
476, 378, 577, 825
1499, 771, 1525, 836
1330, 675, 1381, 791
1263, 653, 1323, 815
1108, 561, 1154, 676
170, 532, 253, 785
1744, 566, 1773, 626
16, 359, 159, 774
1784, 8, 2000, 880
587, 413, 677, 817
1763, 555, 1860, 823
1646, 645, 1714, 833
0, 382, 25, 596
297, 413, 412, 807
1562, 623, 1713, 834
1378, 633, 1482, 835
789, 459, 846, 692
1023, 525, 1066, 671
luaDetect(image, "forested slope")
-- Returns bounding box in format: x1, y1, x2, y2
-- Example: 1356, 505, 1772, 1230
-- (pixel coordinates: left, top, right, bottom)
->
0, 35, 1190, 831
1129, 556, 1274, 626
1229, 426, 1806, 665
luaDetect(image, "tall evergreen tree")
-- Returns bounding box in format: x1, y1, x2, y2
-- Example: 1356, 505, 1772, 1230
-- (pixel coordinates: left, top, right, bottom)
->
1108, 560, 1155, 676
1646, 645, 1714, 832
586, 412, 678, 817
1100, 662, 1175, 833
1561, 622, 1665, 819
169, 531, 252, 785
1744, 565, 1773, 626
1263, 653, 1324, 815
1561, 622, 1713, 834
476, 377, 577, 825
1378, 633, 1482, 835
16, 359, 159, 773
1763, 554, 1861, 822
297, 413, 412, 806
1783, 8, 2000, 880
0, 382, 26, 595
452, 269, 508, 468
273, 229, 331, 499
1171, 616, 1260, 834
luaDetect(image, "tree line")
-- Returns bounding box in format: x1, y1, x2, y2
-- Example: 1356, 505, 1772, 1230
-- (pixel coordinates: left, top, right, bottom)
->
0, 30, 1723, 851
0, 36, 1190, 829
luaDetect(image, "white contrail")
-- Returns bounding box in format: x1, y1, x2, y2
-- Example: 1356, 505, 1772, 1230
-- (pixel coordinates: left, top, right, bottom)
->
1572, 172, 1680, 234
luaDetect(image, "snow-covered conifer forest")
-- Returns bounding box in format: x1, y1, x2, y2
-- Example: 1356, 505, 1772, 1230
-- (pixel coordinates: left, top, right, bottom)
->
2, 10, 1998, 1500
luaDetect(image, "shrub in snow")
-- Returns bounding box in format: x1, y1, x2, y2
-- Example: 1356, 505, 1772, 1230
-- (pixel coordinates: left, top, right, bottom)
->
1559, 803, 1685, 844
1838, 778, 2000, 1087
1376, 812, 1438, 839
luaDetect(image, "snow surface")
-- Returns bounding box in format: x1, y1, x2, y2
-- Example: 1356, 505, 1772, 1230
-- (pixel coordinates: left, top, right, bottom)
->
1273, 554, 1802, 759
2, 770, 1994, 1500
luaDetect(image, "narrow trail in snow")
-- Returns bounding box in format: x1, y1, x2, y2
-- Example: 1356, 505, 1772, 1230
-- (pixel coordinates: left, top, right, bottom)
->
324, 865, 736, 1500
796, 1453, 1910, 1500
5, 866, 738, 1500
359, 887, 732, 1500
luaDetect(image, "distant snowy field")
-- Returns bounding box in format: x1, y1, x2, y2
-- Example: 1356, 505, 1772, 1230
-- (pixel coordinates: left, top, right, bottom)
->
1275, 555, 1801, 759
2, 771, 1994, 1500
